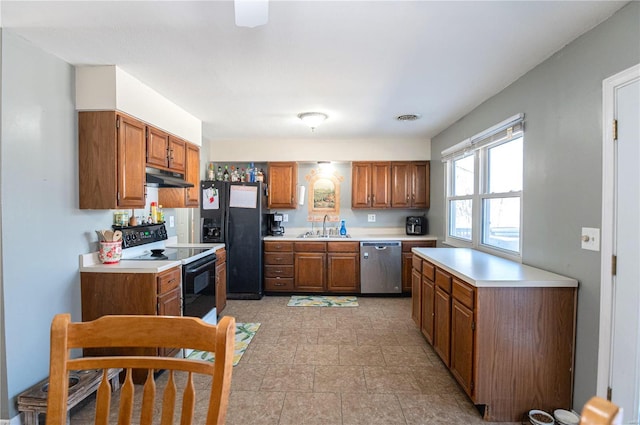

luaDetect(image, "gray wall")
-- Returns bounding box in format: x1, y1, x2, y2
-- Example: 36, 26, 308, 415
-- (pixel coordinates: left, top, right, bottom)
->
0, 31, 113, 418
428, 2, 640, 409
0, 28, 7, 421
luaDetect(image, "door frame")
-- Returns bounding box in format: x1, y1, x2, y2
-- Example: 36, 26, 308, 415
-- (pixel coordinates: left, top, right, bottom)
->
597, 63, 640, 397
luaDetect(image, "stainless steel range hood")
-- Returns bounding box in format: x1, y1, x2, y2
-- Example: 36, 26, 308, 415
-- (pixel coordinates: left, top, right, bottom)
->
146, 167, 194, 188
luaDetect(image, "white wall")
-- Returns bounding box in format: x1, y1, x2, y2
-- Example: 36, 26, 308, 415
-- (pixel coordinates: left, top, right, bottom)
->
1, 31, 113, 419
206, 138, 431, 162
76, 65, 203, 146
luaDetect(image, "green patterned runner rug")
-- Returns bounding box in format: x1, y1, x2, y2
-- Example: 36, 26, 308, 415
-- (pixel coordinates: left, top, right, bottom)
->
186, 322, 260, 366
287, 295, 358, 307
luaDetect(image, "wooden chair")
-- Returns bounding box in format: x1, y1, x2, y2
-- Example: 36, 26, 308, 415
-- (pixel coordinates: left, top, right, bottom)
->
580, 396, 622, 425
46, 314, 235, 425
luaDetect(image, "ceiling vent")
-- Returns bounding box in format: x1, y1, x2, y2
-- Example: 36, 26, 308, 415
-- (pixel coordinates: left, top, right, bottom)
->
396, 114, 421, 121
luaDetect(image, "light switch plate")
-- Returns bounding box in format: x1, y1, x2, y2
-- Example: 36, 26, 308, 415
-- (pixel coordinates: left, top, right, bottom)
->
368, 214, 376, 222
283, 214, 289, 222
581, 227, 600, 251
169, 216, 175, 228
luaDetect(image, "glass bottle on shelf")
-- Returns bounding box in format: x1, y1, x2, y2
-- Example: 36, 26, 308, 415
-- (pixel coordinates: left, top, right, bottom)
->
223, 165, 230, 181
216, 166, 223, 181
207, 163, 214, 181
256, 168, 264, 182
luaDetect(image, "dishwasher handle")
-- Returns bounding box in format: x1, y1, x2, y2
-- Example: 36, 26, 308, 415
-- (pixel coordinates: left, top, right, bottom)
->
360, 241, 402, 248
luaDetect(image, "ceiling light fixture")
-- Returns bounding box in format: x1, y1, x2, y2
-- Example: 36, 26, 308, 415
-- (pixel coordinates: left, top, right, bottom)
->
235, 0, 269, 28
396, 114, 421, 121
298, 112, 328, 132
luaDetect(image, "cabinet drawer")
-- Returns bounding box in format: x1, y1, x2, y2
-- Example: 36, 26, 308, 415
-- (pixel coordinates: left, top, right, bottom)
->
422, 261, 435, 281
264, 278, 294, 291
264, 265, 294, 278
264, 241, 293, 252
264, 252, 294, 265
294, 242, 327, 252
215, 248, 226, 263
412, 255, 422, 271
452, 278, 474, 309
435, 268, 452, 293
327, 241, 359, 252
157, 267, 181, 294
402, 240, 436, 252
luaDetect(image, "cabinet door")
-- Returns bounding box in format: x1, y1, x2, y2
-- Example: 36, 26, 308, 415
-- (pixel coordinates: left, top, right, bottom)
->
402, 253, 414, 292
434, 286, 451, 366
351, 162, 371, 208
411, 267, 422, 326
268, 162, 298, 209
327, 253, 359, 292
216, 261, 227, 314
117, 114, 147, 208
168, 136, 186, 173
146, 126, 169, 169
391, 162, 411, 208
294, 253, 326, 291
184, 143, 200, 207
411, 161, 430, 209
451, 299, 474, 396
421, 276, 435, 345
371, 162, 391, 208
157, 287, 182, 357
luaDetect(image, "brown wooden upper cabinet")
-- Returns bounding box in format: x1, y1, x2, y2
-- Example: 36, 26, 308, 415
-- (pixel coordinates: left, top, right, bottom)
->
268, 162, 298, 209
158, 142, 200, 208
351, 162, 391, 208
79, 111, 147, 209
146, 127, 186, 174
391, 161, 430, 209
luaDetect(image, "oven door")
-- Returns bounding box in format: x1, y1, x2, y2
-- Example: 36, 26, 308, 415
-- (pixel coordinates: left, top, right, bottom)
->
182, 254, 217, 319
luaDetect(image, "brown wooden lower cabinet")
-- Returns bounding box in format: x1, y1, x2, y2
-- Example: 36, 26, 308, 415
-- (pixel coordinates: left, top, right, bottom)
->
80, 267, 182, 382
411, 253, 577, 422
264, 241, 294, 292
327, 241, 359, 293
294, 252, 326, 291
215, 247, 227, 314
411, 267, 421, 325
402, 240, 436, 293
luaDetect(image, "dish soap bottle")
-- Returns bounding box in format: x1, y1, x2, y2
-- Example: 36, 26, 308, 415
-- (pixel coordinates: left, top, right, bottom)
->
339, 220, 347, 236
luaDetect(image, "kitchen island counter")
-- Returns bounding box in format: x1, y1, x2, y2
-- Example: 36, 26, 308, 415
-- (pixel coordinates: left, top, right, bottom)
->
412, 247, 577, 288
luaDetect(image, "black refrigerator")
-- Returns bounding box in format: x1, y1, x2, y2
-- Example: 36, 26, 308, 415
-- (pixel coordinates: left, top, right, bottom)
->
201, 181, 266, 299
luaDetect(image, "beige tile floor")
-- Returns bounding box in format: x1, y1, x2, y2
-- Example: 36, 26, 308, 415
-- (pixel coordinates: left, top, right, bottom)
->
69, 296, 523, 425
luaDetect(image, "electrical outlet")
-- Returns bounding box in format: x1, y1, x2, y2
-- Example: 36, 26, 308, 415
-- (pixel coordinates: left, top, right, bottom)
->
283, 214, 289, 222
368, 214, 376, 222
169, 216, 175, 228
581, 227, 600, 251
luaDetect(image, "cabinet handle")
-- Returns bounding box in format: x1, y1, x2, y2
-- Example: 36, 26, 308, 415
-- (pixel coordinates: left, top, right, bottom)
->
167, 279, 176, 284
276, 257, 283, 261
275, 282, 285, 286
406, 195, 410, 202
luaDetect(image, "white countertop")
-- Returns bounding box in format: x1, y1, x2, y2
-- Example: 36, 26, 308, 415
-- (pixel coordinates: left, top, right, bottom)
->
412, 248, 578, 288
79, 238, 224, 274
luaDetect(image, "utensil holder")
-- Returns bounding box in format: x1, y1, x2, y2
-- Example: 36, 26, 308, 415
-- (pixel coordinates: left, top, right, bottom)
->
99, 241, 122, 264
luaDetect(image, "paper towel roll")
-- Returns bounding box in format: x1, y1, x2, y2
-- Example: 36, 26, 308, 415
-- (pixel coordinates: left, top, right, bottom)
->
298, 186, 306, 205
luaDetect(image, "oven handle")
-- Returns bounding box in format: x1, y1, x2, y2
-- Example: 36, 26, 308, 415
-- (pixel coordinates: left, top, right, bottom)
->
184, 256, 217, 274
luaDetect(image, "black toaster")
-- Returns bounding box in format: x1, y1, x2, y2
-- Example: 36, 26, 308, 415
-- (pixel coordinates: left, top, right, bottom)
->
406, 216, 428, 235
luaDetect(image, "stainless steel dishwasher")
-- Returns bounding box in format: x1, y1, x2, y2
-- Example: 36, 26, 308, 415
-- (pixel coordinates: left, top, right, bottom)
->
360, 241, 402, 293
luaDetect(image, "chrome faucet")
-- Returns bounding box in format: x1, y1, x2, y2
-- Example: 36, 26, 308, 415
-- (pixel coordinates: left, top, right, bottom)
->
322, 214, 329, 237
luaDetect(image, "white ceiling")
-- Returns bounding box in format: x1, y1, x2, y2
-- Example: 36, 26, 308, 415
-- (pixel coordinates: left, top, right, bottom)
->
1, 1, 627, 143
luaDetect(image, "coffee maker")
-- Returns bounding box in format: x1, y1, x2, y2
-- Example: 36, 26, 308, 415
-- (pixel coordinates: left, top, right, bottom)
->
268, 213, 285, 236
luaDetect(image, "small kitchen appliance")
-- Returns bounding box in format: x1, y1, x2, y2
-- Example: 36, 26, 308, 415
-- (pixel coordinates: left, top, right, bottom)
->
267, 213, 285, 236
406, 216, 428, 235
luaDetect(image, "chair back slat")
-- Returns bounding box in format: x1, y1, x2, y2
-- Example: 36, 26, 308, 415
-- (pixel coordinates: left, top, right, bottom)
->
160, 370, 177, 425
180, 372, 196, 425
46, 314, 235, 425
94, 370, 112, 425
140, 370, 156, 424
117, 369, 135, 425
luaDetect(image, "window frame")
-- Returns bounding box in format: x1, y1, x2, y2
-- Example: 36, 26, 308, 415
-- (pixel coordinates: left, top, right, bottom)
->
444, 128, 523, 262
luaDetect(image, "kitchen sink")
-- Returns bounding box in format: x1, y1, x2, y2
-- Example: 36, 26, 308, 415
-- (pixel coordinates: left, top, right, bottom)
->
297, 233, 351, 239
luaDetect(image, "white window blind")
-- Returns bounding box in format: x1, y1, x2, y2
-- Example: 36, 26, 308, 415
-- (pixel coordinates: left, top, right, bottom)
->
441, 113, 524, 161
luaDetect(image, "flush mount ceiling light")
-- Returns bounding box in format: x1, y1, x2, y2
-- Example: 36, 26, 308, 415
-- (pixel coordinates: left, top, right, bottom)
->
235, 0, 269, 28
396, 114, 422, 121
298, 112, 328, 132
